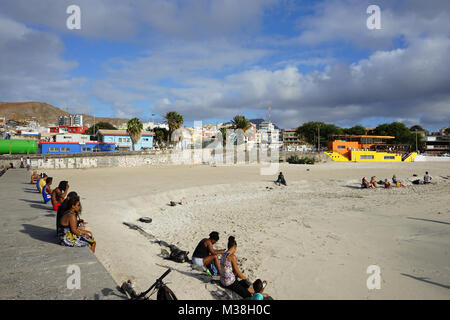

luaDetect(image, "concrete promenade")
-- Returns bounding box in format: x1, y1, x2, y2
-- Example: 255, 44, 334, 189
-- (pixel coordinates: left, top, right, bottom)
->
0, 169, 125, 300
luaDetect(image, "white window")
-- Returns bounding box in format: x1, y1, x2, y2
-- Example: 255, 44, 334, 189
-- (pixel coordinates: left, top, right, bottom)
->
118, 138, 122, 142
82, 147, 91, 152
360, 155, 374, 159
49, 147, 60, 152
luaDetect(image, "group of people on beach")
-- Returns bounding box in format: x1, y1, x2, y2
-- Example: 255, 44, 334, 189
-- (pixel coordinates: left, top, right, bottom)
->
192, 232, 270, 300
31, 171, 96, 252
361, 171, 432, 189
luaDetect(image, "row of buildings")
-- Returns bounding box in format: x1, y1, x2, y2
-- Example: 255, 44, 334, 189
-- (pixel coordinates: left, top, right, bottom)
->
1, 114, 449, 155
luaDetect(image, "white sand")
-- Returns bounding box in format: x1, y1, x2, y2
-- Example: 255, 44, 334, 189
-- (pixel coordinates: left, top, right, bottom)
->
45, 162, 450, 299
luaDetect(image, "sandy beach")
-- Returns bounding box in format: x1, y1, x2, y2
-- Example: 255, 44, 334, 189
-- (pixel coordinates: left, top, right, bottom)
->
43, 161, 450, 300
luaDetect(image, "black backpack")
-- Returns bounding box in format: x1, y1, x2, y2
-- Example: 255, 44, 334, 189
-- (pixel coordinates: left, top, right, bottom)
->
157, 284, 178, 300
169, 247, 189, 263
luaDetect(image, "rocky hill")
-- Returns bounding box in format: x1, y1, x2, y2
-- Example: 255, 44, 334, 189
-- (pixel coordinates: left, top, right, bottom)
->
0, 102, 129, 128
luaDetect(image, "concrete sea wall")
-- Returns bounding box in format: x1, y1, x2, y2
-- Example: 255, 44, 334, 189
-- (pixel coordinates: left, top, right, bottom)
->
1, 149, 329, 170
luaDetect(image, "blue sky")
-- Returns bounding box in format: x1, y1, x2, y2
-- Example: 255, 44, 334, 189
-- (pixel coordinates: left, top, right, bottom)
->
0, 0, 449, 131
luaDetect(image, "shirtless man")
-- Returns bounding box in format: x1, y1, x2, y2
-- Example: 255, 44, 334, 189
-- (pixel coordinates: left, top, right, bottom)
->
384, 179, 391, 189
52, 181, 69, 211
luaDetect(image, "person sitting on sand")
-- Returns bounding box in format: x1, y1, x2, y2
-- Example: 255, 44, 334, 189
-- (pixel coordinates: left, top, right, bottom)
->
252, 279, 270, 300
424, 171, 432, 184
392, 175, 405, 187
384, 179, 391, 189
56, 191, 78, 235
192, 232, 225, 276
220, 236, 254, 299
361, 177, 370, 188
51, 181, 69, 211
58, 195, 96, 252
38, 173, 47, 193
275, 172, 287, 186
74, 203, 93, 238
370, 176, 378, 188
42, 177, 53, 204
30, 171, 39, 184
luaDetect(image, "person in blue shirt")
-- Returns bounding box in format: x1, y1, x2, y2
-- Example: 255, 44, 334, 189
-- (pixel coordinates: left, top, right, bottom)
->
252, 279, 270, 300
42, 177, 53, 204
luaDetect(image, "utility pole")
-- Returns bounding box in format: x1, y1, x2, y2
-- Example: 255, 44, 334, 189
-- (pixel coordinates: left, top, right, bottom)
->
415, 130, 418, 152
317, 124, 320, 152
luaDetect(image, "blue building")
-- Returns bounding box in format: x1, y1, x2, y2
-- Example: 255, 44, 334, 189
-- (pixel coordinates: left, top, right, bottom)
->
98, 130, 154, 151
39, 142, 115, 154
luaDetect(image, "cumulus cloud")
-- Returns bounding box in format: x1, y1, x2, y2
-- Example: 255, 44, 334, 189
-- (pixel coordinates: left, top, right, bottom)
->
0, 14, 88, 110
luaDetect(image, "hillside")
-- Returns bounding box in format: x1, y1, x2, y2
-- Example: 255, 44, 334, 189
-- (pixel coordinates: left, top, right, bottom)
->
0, 102, 129, 128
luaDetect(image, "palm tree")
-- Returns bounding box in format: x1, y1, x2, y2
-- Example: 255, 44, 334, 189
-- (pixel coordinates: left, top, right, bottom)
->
164, 111, 184, 146
231, 115, 251, 132
127, 118, 143, 151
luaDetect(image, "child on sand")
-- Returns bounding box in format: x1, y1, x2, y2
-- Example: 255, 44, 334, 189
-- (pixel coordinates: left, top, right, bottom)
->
384, 179, 391, 189
252, 279, 270, 300
42, 177, 53, 204
30, 171, 39, 184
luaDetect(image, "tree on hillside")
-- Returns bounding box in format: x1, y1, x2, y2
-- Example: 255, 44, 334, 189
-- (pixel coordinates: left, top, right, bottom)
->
231, 115, 251, 132
296, 122, 343, 147
410, 125, 425, 132
374, 122, 425, 151
165, 111, 184, 146
343, 125, 366, 135
444, 127, 450, 135
85, 122, 116, 135
127, 118, 143, 151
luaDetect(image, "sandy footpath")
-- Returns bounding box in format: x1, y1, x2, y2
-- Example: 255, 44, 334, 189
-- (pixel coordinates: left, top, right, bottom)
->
44, 162, 450, 299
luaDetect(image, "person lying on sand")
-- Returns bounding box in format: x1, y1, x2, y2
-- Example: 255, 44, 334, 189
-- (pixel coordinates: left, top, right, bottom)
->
424, 171, 432, 184
384, 179, 391, 189
192, 232, 225, 276
30, 171, 39, 184
252, 279, 271, 300
370, 176, 378, 188
275, 172, 287, 186
392, 175, 405, 187
51, 181, 69, 211
42, 177, 53, 204
220, 236, 254, 299
58, 195, 96, 252
361, 177, 370, 188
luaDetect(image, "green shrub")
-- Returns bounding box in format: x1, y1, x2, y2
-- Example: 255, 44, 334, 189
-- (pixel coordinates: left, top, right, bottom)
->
287, 155, 316, 164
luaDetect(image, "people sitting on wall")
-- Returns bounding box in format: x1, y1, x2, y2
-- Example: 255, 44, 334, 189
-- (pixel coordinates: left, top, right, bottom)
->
56, 191, 78, 235
42, 177, 53, 204
384, 179, 391, 189
30, 171, 39, 184
51, 181, 69, 211
275, 172, 287, 186
220, 236, 254, 299
57, 195, 96, 252
37, 173, 47, 193
424, 171, 432, 184
192, 231, 225, 276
